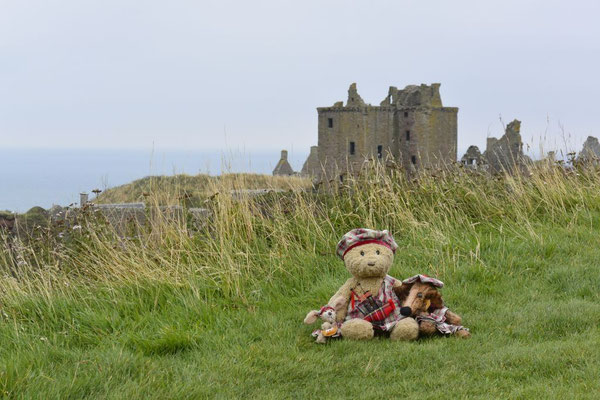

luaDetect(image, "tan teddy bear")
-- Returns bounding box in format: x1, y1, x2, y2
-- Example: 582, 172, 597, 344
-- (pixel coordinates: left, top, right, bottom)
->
327, 228, 419, 341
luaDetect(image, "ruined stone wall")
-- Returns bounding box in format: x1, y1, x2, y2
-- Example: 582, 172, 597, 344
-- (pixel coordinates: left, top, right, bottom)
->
484, 119, 528, 173
461, 145, 484, 167
578, 136, 600, 163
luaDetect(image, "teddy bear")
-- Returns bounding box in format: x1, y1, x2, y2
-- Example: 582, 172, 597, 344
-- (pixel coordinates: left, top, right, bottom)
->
326, 228, 419, 341
303, 297, 344, 343
395, 274, 470, 338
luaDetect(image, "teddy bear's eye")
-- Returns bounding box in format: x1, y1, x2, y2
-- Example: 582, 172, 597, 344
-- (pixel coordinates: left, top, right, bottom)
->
360, 251, 365, 256
376, 250, 380, 255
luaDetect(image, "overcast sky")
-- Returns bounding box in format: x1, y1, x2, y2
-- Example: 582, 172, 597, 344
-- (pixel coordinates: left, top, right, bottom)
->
1, 0, 599, 156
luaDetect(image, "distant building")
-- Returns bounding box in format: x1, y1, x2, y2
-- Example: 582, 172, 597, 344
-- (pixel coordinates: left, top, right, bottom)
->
301, 146, 320, 177
577, 136, 600, 163
460, 145, 484, 168
484, 119, 531, 173
272, 150, 295, 176
304, 83, 458, 181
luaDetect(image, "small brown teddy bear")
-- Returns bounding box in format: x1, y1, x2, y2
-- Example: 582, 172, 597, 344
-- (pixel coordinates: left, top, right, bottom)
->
326, 228, 420, 341
304, 297, 344, 344
396, 274, 470, 338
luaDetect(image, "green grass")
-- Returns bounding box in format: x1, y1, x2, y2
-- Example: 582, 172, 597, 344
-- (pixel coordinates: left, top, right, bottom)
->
1, 163, 600, 398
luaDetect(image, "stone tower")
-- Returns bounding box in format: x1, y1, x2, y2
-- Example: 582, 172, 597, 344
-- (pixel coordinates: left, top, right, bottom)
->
313, 83, 458, 181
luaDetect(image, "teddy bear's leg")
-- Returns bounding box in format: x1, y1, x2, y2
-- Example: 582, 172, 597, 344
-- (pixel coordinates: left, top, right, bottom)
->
315, 333, 327, 344
418, 320, 438, 337
389, 317, 419, 341
340, 319, 374, 340
444, 310, 462, 325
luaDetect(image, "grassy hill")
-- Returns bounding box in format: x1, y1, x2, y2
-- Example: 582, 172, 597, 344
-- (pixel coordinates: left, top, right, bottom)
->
94, 173, 312, 206
1, 164, 599, 398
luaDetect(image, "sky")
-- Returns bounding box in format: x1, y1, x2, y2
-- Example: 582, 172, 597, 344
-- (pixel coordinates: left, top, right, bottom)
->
1, 0, 600, 156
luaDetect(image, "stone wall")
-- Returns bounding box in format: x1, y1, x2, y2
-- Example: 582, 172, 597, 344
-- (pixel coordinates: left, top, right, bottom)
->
301, 146, 320, 177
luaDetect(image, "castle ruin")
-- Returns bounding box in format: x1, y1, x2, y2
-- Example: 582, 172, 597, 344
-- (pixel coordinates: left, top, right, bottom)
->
310, 83, 458, 181
483, 119, 531, 173
460, 145, 484, 169
577, 136, 600, 163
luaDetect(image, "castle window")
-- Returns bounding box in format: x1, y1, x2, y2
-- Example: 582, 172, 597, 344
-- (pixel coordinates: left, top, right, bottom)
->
411, 155, 416, 165
328, 118, 333, 128
406, 130, 410, 141
377, 145, 383, 159
404, 111, 409, 118
339, 175, 344, 183
349, 141, 355, 155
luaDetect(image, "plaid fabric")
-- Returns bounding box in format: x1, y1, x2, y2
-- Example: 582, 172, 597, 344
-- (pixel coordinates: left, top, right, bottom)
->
402, 274, 444, 288
416, 307, 468, 335
336, 228, 398, 260
346, 275, 405, 332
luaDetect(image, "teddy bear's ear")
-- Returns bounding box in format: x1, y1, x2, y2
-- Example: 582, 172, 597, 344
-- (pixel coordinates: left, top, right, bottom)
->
394, 282, 412, 302
303, 310, 319, 324
427, 288, 444, 312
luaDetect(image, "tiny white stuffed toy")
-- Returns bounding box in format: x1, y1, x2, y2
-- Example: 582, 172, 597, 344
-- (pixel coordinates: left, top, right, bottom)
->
304, 297, 343, 344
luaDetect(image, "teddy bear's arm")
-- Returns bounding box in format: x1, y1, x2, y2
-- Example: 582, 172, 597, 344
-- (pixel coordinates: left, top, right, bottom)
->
328, 278, 354, 322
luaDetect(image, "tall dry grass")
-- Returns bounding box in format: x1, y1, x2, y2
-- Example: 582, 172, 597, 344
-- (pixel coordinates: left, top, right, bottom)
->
1, 160, 599, 303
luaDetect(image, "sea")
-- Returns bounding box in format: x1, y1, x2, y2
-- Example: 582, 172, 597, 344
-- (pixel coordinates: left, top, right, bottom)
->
1, 148, 308, 213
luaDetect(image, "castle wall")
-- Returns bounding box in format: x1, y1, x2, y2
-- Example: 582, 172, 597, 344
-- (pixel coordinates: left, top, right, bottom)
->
314, 83, 457, 180
420, 108, 458, 167
317, 107, 395, 180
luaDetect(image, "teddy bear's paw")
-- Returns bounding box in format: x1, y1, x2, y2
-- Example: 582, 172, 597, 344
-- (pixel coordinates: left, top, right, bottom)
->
340, 319, 374, 340
455, 329, 471, 339
390, 317, 419, 341
315, 334, 327, 344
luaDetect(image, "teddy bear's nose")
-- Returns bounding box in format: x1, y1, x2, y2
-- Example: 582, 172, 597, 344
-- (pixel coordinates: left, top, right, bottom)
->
400, 306, 412, 316
368, 262, 376, 266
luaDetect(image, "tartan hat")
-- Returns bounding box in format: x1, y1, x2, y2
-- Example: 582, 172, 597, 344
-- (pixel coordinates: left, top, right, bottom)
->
402, 274, 444, 288
336, 228, 398, 260
318, 305, 334, 315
